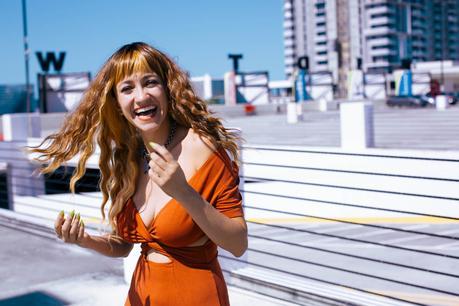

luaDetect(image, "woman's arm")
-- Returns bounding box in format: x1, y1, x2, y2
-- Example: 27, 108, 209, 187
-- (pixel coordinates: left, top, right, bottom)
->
55, 210, 133, 258
78, 233, 134, 258
175, 187, 248, 257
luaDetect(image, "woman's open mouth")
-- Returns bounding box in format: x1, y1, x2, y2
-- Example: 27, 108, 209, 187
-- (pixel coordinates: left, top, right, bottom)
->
134, 105, 158, 120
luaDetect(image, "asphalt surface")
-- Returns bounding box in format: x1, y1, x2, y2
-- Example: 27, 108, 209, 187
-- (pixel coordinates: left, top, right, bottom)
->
221, 104, 459, 151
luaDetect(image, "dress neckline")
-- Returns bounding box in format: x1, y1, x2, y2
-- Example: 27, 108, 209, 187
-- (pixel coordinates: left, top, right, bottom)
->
131, 146, 223, 231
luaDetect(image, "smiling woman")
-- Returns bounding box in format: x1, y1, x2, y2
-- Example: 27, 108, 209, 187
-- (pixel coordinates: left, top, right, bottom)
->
28, 42, 248, 306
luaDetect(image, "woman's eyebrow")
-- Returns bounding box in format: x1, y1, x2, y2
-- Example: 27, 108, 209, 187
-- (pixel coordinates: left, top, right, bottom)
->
142, 74, 158, 80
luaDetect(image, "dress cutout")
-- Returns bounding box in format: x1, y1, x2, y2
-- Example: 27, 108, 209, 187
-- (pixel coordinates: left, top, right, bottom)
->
116, 146, 244, 306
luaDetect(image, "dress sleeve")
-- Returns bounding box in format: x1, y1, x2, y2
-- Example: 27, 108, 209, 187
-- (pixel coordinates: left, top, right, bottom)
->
214, 160, 244, 218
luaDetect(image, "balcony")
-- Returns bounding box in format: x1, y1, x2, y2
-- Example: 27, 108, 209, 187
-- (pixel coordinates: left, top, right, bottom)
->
412, 50, 427, 58
363, 26, 392, 36
368, 16, 395, 27
411, 29, 424, 36
284, 57, 295, 65
366, 61, 390, 69
314, 35, 328, 43
411, 20, 426, 29
314, 44, 328, 53
284, 47, 295, 57
314, 63, 328, 71
315, 54, 329, 62
411, 40, 426, 48
284, 38, 295, 48
369, 37, 393, 47
369, 48, 396, 57
283, 19, 293, 29
365, 5, 395, 16
283, 29, 294, 38
315, 25, 327, 33
283, 1, 292, 10
315, 15, 326, 24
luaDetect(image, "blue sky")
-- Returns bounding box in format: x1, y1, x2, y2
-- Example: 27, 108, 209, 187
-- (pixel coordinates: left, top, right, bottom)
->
1, 0, 284, 86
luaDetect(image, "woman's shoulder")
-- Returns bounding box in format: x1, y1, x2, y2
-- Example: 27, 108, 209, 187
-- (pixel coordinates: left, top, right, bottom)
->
186, 129, 219, 170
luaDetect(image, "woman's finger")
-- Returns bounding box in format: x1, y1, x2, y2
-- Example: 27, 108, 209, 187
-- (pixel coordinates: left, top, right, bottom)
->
61, 210, 75, 242
149, 142, 174, 163
76, 219, 85, 244
149, 151, 167, 170
54, 210, 65, 238
69, 213, 80, 243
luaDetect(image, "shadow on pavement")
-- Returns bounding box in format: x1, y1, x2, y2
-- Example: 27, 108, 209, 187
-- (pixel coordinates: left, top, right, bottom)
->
0, 291, 69, 306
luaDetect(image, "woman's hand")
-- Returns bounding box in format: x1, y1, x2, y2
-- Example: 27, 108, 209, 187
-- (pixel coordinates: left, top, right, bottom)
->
147, 142, 191, 198
54, 210, 89, 246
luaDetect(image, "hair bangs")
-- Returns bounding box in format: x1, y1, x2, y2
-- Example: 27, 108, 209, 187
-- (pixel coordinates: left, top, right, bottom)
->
113, 51, 153, 86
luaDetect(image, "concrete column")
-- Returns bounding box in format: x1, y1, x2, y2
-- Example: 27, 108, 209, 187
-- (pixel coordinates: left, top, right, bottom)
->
203, 74, 213, 100
224, 71, 236, 106
340, 101, 374, 149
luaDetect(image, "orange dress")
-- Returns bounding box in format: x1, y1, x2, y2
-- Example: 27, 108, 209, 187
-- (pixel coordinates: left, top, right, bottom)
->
117, 146, 244, 306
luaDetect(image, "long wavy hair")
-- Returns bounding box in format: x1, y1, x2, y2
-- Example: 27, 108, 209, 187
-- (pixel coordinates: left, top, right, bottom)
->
29, 42, 243, 233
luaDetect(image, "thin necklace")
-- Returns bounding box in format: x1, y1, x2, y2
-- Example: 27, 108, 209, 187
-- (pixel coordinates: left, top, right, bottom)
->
142, 119, 177, 174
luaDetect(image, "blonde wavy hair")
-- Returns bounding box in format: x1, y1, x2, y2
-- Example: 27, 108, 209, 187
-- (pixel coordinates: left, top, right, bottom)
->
29, 42, 244, 232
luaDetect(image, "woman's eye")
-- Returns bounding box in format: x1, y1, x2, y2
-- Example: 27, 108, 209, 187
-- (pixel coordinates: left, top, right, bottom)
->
120, 86, 132, 93
146, 79, 159, 86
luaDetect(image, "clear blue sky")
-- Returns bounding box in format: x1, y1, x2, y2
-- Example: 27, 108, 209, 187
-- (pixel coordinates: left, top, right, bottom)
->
1, 0, 284, 86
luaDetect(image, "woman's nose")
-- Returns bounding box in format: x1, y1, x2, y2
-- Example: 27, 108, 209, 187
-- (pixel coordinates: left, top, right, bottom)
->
133, 86, 148, 102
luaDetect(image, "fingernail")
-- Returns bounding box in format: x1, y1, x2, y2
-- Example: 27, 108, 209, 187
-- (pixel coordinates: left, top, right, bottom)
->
59, 210, 64, 216
70, 210, 75, 217
77, 213, 80, 220
80, 220, 84, 226
149, 142, 156, 148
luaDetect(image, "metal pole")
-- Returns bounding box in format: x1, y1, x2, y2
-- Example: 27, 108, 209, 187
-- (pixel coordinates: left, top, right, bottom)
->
22, 0, 32, 137
440, 1, 445, 92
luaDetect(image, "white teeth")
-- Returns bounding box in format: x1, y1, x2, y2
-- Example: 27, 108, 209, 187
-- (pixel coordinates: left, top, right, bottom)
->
134, 105, 157, 114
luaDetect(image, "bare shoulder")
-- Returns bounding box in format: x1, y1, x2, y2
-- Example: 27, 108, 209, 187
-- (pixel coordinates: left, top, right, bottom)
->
187, 129, 217, 170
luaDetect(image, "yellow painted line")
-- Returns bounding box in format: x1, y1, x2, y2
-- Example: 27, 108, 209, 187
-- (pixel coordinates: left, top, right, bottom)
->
81, 217, 105, 224
369, 290, 459, 306
246, 216, 459, 224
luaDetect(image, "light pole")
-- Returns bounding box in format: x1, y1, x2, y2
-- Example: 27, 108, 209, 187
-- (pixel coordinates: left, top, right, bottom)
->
440, 0, 446, 93
22, 0, 31, 114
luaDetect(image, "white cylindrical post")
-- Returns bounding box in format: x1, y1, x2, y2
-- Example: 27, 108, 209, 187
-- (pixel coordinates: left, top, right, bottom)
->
224, 71, 236, 106
296, 101, 304, 121
287, 102, 299, 124
340, 101, 374, 149
436, 95, 448, 111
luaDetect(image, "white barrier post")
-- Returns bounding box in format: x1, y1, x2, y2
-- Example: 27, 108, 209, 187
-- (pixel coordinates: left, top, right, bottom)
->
435, 95, 448, 111
340, 101, 375, 149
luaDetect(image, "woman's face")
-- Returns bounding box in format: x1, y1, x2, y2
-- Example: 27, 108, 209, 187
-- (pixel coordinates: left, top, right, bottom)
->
115, 71, 169, 134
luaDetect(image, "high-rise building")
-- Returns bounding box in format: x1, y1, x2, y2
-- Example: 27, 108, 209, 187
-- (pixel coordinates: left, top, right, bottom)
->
283, 0, 459, 96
